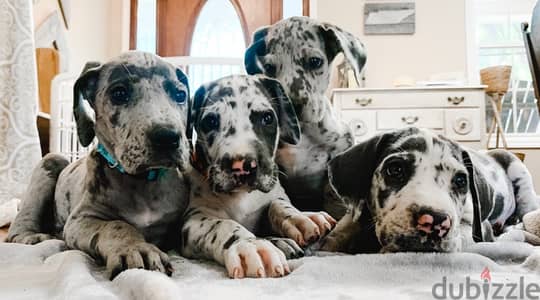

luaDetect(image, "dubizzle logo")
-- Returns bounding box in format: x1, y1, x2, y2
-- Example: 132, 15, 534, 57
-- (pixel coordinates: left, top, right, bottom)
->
480, 267, 491, 300
431, 267, 540, 299
480, 267, 491, 282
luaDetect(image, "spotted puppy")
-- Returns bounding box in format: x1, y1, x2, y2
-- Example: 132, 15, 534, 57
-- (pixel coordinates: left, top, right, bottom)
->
245, 16, 367, 218
321, 127, 540, 254
181, 75, 336, 278
8, 52, 191, 279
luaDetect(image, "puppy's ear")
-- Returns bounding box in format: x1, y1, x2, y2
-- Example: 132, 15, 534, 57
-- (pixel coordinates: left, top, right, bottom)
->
461, 150, 484, 243
244, 26, 269, 75
328, 133, 392, 204
259, 77, 301, 144
189, 84, 208, 141
73, 62, 101, 147
319, 23, 367, 85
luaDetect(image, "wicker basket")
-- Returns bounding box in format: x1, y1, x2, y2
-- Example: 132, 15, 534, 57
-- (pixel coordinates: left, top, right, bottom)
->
480, 65, 512, 94
513, 151, 526, 162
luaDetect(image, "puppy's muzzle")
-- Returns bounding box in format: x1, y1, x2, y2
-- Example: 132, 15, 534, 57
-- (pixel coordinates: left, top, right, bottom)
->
414, 208, 452, 239
149, 126, 180, 151
222, 156, 258, 187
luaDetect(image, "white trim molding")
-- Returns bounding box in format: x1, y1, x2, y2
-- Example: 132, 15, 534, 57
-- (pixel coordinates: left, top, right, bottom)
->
487, 134, 540, 149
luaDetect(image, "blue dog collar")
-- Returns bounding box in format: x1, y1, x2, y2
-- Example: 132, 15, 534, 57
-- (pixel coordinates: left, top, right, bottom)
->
96, 143, 166, 181
97, 144, 125, 173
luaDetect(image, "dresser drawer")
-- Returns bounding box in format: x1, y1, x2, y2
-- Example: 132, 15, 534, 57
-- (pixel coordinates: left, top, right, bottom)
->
444, 108, 481, 141
376, 109, 444, 130
338, 90, 484, 109
341, 110, 376, 139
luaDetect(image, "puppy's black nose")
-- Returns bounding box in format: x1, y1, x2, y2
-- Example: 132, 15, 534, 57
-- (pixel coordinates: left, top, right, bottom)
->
149, 127, 180, 150
415, 209, 452, 238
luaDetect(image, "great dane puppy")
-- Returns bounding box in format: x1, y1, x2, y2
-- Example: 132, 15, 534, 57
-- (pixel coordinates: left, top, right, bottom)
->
244, 16, 367, 218
181, 75, 336, 278
8, 51, 191, 279
320, 127, 540, 254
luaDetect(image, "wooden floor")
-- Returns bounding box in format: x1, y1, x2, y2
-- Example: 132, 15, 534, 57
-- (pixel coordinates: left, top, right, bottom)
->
0, 227, 8, 242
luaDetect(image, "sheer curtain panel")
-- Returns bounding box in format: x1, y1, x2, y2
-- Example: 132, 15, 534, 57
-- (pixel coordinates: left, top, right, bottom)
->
0, 0, 41, 224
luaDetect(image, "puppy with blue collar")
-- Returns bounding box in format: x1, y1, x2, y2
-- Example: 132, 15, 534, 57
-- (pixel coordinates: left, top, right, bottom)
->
8, 52, 191, 279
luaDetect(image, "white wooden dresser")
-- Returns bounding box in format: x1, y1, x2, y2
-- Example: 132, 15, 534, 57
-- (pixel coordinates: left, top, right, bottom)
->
332, 86, 487, 149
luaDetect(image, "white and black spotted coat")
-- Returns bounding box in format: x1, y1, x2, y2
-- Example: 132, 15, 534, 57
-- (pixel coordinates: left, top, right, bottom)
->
325, 127, 540, 253
245, 17, 367, 217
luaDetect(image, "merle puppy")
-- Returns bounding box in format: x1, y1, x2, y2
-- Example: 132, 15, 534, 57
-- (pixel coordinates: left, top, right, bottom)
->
321, 127, 540, 254
244, 16, 367, 218
8, 52, 191, 279
180, 75, 335, 279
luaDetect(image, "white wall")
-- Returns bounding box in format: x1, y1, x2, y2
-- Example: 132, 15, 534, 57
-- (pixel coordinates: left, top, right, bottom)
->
516, 150, 540, 189
34, 0, 130, 74
315, 0, 468, 88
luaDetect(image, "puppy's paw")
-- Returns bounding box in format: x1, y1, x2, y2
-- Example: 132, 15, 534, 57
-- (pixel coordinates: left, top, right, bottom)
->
523, 209, 540, 237
8, 233, 56, 245
224, 238, 289, 279
523, 250, 540, 272
266, 237, 304, 259
105, 242, 173, 280
318, 233, 343, 252
281, 212, 336, 246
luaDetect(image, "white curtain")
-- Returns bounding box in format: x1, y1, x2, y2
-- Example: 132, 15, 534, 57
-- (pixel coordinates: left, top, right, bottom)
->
0, 0, 41, 220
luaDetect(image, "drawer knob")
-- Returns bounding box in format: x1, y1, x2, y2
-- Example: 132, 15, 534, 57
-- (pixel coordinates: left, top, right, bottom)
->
355, 98, 372, 106
453, 117, 472, 135
349, 119, 367, 136
448, 96, 465, 105
401, 116, 419, 125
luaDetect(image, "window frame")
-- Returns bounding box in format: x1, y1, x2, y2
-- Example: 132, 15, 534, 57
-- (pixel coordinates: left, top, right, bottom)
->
130, 0, 139, 50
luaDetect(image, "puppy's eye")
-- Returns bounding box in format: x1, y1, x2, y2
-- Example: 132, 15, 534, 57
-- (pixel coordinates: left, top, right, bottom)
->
164, 80, 187, 104
110, 86, 130, 105
384, 161, 405, 179
171, 88, 187, 104
306, 57, 323, 70
261, 111, 274, 126
452, 173, 468, 189
264, 63, 276, 77
200, 114, 220, 133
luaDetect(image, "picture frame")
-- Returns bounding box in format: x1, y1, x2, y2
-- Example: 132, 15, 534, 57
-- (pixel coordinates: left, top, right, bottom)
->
364, 2, 416, 35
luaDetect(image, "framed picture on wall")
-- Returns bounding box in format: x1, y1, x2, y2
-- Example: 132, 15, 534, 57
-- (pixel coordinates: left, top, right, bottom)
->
364, 2, 415, 35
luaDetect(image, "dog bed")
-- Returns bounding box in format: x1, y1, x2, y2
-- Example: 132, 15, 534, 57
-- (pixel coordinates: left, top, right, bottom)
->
1, 240, 539, 300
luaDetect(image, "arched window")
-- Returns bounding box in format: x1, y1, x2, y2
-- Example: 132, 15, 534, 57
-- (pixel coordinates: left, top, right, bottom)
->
131, 0, 310, 55
130, 0, 310, 87
134, 0, 157, 53
188, 0, 246, 87
190, 0, 246, 57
